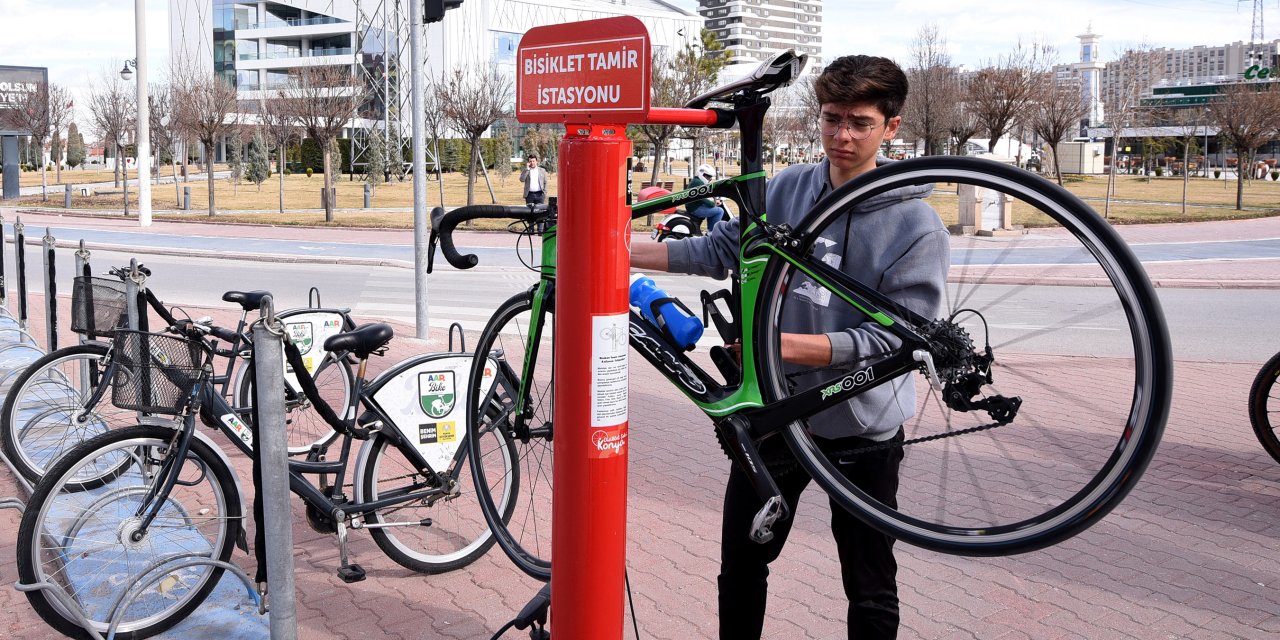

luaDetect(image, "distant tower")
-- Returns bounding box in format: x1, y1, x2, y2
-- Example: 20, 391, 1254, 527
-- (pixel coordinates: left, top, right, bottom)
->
1074, 25, 1105, 131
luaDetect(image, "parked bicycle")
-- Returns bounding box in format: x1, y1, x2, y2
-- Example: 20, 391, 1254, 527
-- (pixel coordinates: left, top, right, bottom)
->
430, 50, 1174, 583
16, 315, 515, 638
1249, 349, 1280, 464
0, 266, 357, 484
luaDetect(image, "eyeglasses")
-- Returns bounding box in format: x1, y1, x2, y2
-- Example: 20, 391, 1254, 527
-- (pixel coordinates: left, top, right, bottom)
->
818, 116, 885, 140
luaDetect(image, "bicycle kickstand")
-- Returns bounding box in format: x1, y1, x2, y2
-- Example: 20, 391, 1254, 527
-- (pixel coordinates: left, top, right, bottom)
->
333, 508, 367, 583
717, 415, 790, 544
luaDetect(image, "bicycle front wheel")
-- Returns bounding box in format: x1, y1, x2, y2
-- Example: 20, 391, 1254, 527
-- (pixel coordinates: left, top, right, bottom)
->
1, 342, 139, 485
467, 290, 555, 581
1249, 350, 1280, 464
16, 424, 241, 639
755, 157, 1172, 556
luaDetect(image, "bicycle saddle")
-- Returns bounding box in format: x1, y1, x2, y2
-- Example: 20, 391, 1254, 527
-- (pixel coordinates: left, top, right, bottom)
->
222, 290, 273, 311
325, 323, 394, 358
686, 49, 809, 109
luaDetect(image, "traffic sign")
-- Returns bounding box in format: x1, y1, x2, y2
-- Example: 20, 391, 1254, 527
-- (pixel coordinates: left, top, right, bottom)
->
516, 16, 651, 123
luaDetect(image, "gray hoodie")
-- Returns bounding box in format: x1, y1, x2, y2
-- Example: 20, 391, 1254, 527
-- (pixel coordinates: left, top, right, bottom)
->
667, 158, 949, 440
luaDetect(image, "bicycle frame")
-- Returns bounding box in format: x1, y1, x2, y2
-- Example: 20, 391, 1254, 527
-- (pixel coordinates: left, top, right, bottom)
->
505, 97, 936, 444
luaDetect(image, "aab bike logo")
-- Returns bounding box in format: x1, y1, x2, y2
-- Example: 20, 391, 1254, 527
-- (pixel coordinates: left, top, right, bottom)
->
287, 322, 314, 355
419, 371, 456, 419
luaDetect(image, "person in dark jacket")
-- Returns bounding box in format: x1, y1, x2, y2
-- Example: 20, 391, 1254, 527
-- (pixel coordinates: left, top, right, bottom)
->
631, 55, 949, 639
686, 163, 727, 230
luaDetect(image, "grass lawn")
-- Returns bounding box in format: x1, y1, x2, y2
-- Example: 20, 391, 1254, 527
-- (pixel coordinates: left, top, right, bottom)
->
10, 162, 1280, 229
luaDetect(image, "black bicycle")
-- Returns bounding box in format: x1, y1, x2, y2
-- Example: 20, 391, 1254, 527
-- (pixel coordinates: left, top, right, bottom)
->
1249, 349, 1280, 463
15, 317, 517, 639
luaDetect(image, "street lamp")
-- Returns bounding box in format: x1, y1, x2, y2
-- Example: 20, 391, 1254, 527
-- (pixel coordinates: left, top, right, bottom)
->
119, 59, 136, 82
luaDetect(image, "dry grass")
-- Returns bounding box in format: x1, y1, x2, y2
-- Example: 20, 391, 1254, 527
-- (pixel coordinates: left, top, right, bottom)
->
11, 162, 1280, 228
16, 164, 192, 188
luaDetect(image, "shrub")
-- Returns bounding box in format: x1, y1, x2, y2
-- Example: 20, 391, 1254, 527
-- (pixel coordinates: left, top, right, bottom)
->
1214, 169, 1222, 179
1154, 167, 1164, 177
305, 167, 313, 178
1271, 170, 1279, 181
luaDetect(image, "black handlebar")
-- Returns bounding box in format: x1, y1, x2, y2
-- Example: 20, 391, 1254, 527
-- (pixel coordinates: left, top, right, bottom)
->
428, 204, 550, 272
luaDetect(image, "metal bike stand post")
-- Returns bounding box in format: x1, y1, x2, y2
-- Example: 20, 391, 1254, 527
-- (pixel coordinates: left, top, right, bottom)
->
253, 296, 298, 640
42, 228, 57, 351
125, 258, 141, 331
74, 241, 90, 345
516, 17, 653, 637
0, 212, 8, 317
15, 218, 27, 330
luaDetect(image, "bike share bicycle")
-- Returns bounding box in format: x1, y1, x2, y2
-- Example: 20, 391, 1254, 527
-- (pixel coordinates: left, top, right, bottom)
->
0, 264, 359, 485
15, 312, 516, 638
429, 47, 1174, 616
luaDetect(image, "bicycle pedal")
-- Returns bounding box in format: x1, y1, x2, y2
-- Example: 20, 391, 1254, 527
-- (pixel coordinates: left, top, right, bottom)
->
337, 563, 366, 583
749, 495, 785, 544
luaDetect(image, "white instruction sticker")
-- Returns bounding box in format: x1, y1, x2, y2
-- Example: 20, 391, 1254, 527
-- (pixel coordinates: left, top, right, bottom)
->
591, 313, 629, 427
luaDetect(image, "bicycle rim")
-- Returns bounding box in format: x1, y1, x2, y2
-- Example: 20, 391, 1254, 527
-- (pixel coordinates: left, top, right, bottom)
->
2, 344, 137, 484
1249, 351, 1280, 464
468, 291, 554, 581
360, 424, 513, 573
238, 352, 351, 454
756, 157, 1172, 556
17, 425, 238, 638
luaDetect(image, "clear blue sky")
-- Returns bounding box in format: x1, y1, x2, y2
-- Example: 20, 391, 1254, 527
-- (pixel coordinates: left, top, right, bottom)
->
0, 0, 1267, 117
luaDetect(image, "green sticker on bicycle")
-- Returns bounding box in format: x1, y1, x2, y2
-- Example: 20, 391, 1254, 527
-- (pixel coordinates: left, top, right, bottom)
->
419, 371, 456, 418
287, 322, 314, 355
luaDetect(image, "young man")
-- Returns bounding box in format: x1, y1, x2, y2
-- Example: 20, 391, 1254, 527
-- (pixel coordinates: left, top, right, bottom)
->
631, 55, 950, 639
686, 163, 727, 230
519, 154, 548, 205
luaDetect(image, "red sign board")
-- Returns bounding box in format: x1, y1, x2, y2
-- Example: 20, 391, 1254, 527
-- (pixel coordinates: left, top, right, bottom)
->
516, 16, 651, 123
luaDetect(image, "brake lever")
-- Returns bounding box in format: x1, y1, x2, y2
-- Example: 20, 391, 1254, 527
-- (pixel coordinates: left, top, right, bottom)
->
426, 230, 438, 274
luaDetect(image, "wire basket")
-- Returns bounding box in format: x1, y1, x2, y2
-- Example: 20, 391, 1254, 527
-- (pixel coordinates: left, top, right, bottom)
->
71, 276, 129, 337
111, 330, 210, 415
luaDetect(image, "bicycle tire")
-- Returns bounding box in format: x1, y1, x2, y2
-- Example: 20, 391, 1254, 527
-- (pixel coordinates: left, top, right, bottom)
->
0, 342, 138, 485
1248, 350, 1280, 464
754, 156, 1172, 556
16, 424, 241, 639
357, 422, 516, 574
467, 290, 555, 581
236, 351, 353, 455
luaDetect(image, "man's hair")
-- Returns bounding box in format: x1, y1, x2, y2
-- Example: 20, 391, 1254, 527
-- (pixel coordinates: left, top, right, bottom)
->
814, 55, 908, 119
527, 154, 538, 160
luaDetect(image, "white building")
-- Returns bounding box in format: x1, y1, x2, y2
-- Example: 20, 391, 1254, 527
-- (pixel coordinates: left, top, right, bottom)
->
169, 0, 701, 159
696, 0, 822, 78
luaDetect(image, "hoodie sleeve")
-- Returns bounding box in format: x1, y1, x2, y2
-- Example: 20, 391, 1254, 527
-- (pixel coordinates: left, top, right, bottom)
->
664, 216, 740, 280
825, 226, 950, 367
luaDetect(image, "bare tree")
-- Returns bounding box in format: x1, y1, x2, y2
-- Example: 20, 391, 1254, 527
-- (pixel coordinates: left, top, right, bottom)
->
903, 24, 959, 156
1029, 65, 1088, 185
947, 95, 982, 155
261, 94, 299, 214
172, 65, 239, 216
1164, 106, 1209, 215
1102, 44, 1164, 217
280, 64, 358, 221
4, 81, 72, 200
47, 84, 73, 186
1208, 82, 1280, 210
422, 77, 448, 208
437, 65, 513, 206
970, 41, 1051, 154
87, 70, 135, 189
147, 84, 180, 204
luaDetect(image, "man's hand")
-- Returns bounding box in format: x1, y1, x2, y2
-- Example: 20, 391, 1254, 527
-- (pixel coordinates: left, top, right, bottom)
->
781, 333, 832, 366
630, 239, 670, 271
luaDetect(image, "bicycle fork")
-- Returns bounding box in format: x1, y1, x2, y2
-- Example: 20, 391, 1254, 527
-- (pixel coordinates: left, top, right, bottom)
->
716, 415, 789, 544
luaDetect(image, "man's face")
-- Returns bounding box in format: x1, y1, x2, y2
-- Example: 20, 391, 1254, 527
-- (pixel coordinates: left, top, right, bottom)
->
819, 102, 900, 178
528, 157, 538, 168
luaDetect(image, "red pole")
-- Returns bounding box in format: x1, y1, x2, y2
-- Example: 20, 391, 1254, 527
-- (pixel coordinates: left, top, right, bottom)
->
551, 122, 632, 639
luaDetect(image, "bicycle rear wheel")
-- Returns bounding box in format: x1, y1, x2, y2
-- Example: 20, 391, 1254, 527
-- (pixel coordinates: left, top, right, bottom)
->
16, 424, 241, 639
1249, 350, 1280, 464
237, 351, 353, 455
1, 343, 139, 485
755, 157, 1172, 556
467, 290, 555, 581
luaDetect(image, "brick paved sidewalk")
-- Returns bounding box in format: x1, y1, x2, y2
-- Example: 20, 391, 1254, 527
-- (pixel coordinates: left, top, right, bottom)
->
0, 291, 1274, 639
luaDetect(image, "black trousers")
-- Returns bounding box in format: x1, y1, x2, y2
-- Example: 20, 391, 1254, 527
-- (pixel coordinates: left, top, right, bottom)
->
718, 429, 903, 640
525, 190, 545, 205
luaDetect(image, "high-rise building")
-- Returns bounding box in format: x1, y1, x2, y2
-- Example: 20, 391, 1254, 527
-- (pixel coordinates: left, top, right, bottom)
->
697, 0, 822, 75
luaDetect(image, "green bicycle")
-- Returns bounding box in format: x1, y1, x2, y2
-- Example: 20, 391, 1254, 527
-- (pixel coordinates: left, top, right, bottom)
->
430, 51, 1173, 582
